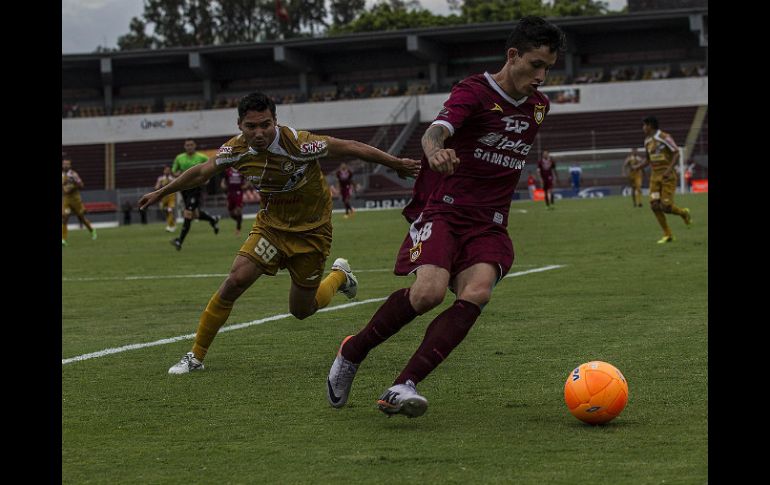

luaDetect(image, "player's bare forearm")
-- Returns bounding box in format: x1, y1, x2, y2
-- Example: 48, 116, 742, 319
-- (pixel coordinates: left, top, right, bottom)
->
664, 153, 680, 176
422, 124, 459, 175
327, 138, 420, 178
421, 124, 448, 159
139, 161, 217, 209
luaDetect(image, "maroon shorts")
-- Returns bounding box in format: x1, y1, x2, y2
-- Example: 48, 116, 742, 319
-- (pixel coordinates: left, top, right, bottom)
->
542, 176, 554, 190
340, 186, 352, 203
227, 191, 243, 211
393, 210, 514, 281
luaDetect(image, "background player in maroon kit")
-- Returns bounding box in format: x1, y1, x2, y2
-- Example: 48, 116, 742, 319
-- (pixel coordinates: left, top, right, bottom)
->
335, 162, 355, 218
327, 16, 566, 418
220, 166, 252, 235
537, 150, 559, 209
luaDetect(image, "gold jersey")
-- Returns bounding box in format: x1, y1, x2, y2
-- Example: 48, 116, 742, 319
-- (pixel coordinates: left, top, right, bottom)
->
624, 154, 644, 174
215, 125, 332, 232
62, 170, 80, 196
644, 130, 679, 176
156, 174, 175, 188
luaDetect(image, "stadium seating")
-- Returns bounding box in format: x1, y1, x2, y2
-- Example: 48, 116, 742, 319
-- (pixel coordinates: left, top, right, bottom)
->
535, 106, 698, 152
63, 109, 706, 197
61, 144, 105, 189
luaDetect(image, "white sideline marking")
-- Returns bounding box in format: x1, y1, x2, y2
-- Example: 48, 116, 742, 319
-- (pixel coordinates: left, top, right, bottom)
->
61, 298, 387, 365
63, 268, 393, 282
61, 264, 565, 365
63, 264, 547, 283
503, 264, 565, 279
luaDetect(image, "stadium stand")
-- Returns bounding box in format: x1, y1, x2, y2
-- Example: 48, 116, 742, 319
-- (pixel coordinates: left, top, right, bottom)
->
535, 106, 698, 153
61, 144, 105, 189
62, 8, 707, 119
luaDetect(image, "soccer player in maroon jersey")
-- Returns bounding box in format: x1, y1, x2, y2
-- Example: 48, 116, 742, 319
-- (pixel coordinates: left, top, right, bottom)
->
327, 16, 566, 418
537, 150, 559, 209
220, 166, 251, 235
335, 163, 355, 218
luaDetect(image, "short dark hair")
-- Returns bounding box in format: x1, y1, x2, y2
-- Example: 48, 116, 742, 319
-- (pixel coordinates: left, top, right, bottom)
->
238, 92, 277, 119
642, 116, 659, 129
506, 16, 566, 55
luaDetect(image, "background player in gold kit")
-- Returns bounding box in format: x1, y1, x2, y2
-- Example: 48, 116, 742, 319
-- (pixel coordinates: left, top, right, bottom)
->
637, 116, 691, 243
155, 166, 177, 232
62, 158, 96, 246
138, 92, 420, 374
622, 147, 645, 207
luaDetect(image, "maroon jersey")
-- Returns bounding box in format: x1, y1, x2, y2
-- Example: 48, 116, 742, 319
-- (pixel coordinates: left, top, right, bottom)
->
403, 72, 550, 225
537, 157, 556, 179
336, 169, 353, 189
224, 167, 245, 194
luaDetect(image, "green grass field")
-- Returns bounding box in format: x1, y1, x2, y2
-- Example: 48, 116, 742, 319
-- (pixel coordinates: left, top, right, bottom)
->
62, 194, 708, 484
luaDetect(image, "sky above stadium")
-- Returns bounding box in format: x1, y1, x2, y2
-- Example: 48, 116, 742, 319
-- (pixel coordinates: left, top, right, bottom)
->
62, 0, 628, 54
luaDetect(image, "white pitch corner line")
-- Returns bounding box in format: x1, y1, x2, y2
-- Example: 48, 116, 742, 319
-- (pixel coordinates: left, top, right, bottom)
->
62, 264, 565, 365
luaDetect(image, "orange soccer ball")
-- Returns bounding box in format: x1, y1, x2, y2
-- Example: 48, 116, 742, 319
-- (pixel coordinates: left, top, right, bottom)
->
564, 361, 629, 425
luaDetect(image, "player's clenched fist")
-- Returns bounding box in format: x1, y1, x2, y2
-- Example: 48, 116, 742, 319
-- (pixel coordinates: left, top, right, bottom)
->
428, 148, 460, 175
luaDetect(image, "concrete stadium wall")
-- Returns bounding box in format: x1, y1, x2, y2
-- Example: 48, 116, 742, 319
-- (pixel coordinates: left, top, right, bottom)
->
62, 77, 707, 146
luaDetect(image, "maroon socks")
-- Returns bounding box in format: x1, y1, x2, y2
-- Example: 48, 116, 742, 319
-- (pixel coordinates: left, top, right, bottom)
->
342, 288, 418, 363
394, 299, 481, 385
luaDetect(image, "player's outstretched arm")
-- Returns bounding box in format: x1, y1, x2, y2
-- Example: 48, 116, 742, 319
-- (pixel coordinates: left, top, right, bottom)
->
326, 137, 420, 178
422, 124, 459, 175
138, 159, 220, 209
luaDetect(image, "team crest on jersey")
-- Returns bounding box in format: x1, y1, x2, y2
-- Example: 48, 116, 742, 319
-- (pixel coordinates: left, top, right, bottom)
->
281, 160, 295, 173
534, 104, 546, 124
409, 242, 422, 262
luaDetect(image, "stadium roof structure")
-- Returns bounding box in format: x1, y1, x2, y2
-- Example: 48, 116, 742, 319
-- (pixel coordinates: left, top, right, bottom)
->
62, 7, 707, 109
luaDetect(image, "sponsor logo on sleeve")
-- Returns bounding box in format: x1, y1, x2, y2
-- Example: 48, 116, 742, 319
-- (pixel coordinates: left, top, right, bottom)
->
299, 140, 327, 155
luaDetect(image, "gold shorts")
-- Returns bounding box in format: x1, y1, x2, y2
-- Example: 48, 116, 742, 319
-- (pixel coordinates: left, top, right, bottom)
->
628, 171, 642, 189
160, 193, 176, 210
648, 173, 677, 205
238, 219, 333, 288
62, 194, 85, 217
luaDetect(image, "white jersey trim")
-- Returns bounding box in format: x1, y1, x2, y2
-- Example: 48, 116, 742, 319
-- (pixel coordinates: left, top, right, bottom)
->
484, 72, 529, 107
430, 120, 455, 137
653, 129, 679, 152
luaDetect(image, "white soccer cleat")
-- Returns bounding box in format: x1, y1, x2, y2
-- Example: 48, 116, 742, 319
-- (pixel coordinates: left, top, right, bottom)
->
326, 335, 359, 408
331, 258, 358, 299
376, 379, 428, 418
168, 352, 204, 374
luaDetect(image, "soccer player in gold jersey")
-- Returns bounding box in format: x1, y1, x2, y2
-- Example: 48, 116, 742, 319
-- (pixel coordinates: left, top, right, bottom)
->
138, 92, 421, 374
154, 166, 177, 232
637, 116, 692, 243
62, 158, 96, 246
622, 147, 645, 207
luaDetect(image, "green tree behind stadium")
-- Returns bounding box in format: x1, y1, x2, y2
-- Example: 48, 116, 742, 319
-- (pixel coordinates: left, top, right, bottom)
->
114, 0, 612, 51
